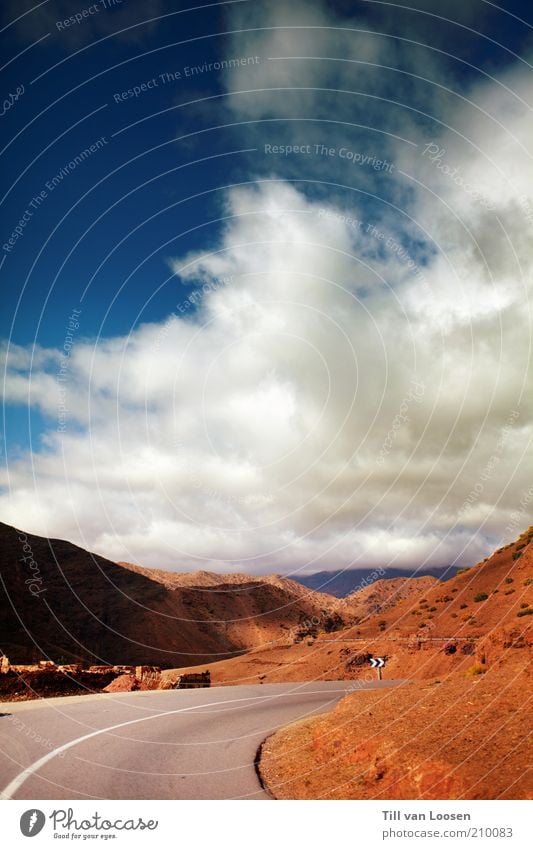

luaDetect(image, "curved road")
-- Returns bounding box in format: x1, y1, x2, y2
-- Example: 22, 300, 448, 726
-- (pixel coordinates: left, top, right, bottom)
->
0, 681, 397, 800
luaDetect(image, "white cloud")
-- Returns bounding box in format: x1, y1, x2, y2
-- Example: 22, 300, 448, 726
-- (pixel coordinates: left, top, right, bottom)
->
1, 1, 532, 573
2, 165, 531, 572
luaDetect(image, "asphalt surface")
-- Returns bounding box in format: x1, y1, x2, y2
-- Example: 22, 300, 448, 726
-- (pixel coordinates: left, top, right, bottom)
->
0, 681, 398, 800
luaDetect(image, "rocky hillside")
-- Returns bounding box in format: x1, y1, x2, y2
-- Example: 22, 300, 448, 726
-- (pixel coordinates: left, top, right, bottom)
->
259, 647, 530, 799
349, 526, 533, 644
168, 527, 532, 685
258, 529, 532, 800
340, 575, 439, 622
0, 523, 346, 666
119, 561, 340, 609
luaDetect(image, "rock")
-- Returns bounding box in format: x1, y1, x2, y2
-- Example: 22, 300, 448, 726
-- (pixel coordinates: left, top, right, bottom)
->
103, 674, 140, 693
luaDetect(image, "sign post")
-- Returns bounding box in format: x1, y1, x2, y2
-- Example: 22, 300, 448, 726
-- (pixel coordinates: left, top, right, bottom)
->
369, 656, 386, 680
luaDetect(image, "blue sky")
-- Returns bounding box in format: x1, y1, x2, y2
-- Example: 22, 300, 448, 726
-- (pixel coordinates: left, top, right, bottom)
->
1, 0, 532, 572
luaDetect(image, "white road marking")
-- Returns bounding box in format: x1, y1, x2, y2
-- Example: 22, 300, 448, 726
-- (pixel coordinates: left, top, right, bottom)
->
1, 687, 351, 799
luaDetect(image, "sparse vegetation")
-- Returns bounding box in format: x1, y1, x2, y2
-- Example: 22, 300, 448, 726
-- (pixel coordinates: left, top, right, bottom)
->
504, 589, 515, 595
465, 663, 486, 676
460, 603, 468, 609
505, 577, 514, 584
517, 608, 533, 618
474, 592, 489, 602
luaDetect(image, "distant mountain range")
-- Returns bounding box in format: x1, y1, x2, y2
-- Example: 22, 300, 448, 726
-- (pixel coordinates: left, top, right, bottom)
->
292, 565, 460, 598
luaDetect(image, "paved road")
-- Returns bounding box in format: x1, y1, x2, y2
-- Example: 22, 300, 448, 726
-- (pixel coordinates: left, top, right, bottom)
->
0, 681, 398, 800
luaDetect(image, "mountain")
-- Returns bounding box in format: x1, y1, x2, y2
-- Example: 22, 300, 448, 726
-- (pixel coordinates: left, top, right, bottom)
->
293, 564, 459, 597
0, 522, 346, 666
349, 526, 533, 645
339, 575, 439, 621
167, 526, 532, 686
3, 519, 530, 679
258, 528, 533, 801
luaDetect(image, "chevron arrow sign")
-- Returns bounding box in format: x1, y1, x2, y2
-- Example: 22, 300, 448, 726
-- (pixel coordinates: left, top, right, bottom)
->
369, 657, 385, 668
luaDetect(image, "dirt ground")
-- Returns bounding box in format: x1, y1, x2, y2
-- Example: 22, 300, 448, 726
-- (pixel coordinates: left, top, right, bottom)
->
258, 648, 532, 800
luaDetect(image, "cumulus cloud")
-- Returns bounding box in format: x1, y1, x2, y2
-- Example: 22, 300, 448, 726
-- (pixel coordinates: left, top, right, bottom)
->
219, 0, 470, 187
1, 0, 532, 573
2, 166, 531, 572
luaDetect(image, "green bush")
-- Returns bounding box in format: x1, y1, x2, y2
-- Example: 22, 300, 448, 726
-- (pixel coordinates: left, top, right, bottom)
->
474, 592, 488, 602
517, 608, 533, 618
505, 577, 514, 584
460, 603, 468, 609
